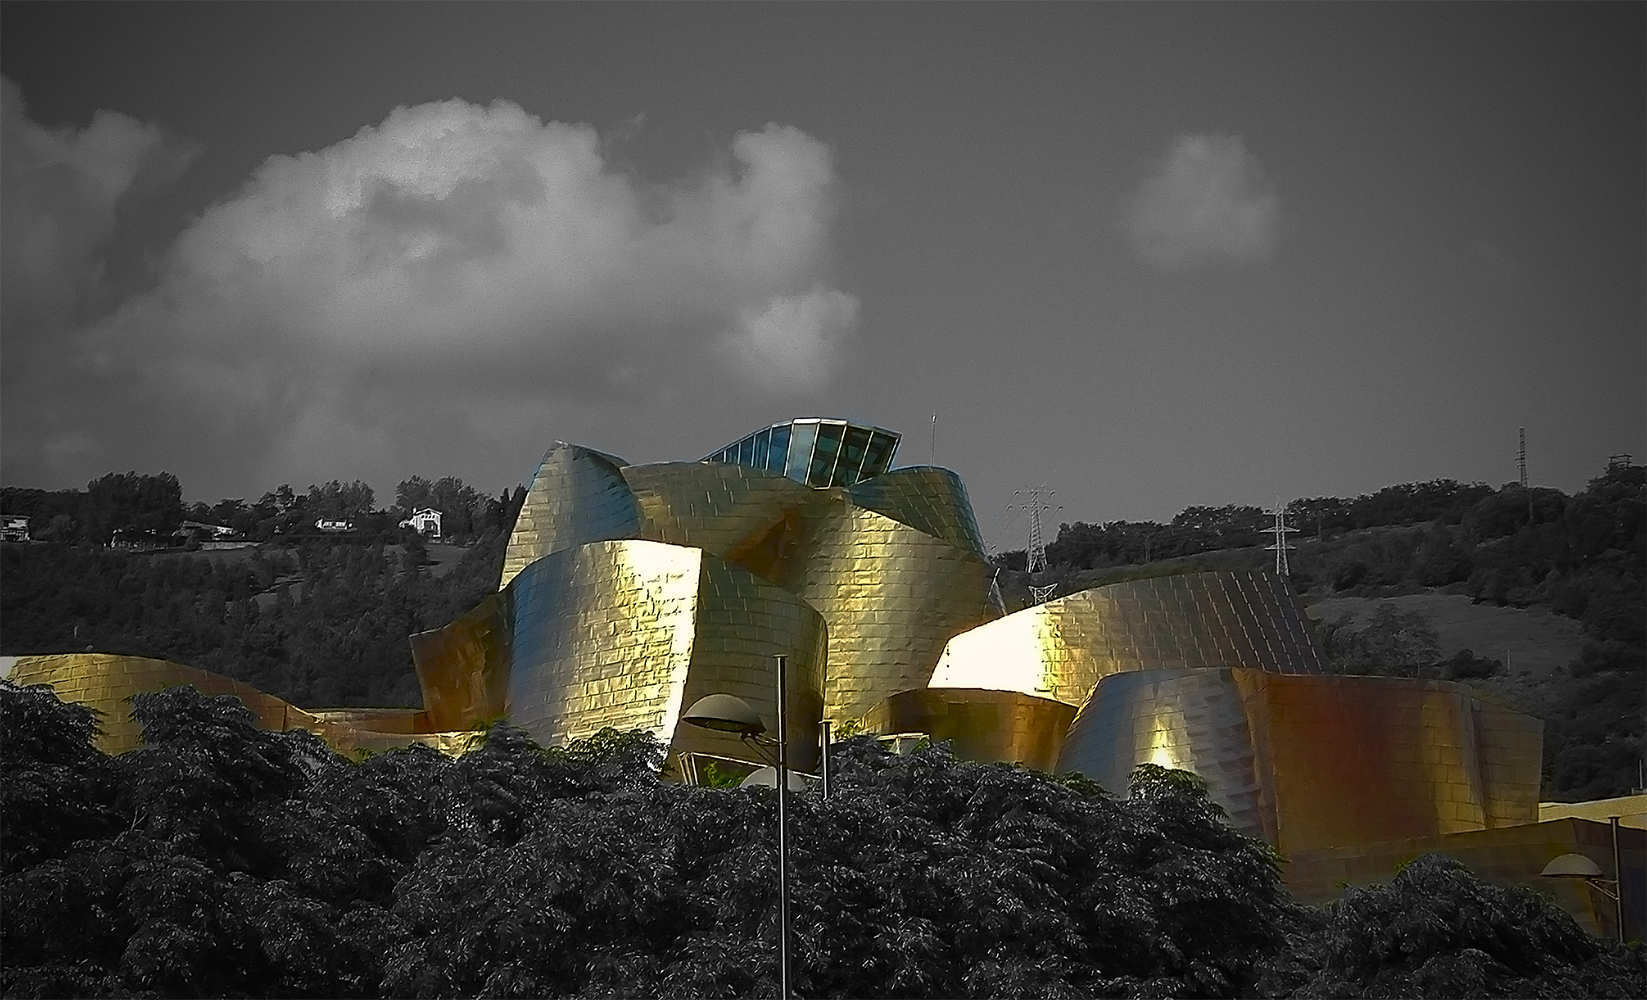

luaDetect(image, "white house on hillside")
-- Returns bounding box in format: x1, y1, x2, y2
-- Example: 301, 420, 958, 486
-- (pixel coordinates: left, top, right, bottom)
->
400, 507, 442, 537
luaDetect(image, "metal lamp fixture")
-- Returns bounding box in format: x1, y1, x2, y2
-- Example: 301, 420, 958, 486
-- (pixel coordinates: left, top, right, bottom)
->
1539, 815, 1626, 944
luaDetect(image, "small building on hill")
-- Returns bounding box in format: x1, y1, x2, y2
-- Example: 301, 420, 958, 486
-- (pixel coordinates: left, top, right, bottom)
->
1, 515, 30, 542
399, 507, 442, 538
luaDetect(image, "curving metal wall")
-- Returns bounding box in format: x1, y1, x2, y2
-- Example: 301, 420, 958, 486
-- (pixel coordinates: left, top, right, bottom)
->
844, 466, 988, 556
618, 460, 999, 722
4, 653, 471, 757
416, 539, 829, 771
855, 687, 1076, 772
499, 442, 643, 591
1055, 667, 1543, 853
929, 570, 1323, 709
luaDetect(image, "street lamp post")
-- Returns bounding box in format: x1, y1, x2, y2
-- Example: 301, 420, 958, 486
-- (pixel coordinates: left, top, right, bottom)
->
1540, 817, 1627, 945
680, 654, 797, 999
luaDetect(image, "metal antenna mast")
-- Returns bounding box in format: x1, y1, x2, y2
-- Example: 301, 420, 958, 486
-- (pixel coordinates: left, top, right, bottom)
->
1010, 486, 1061, 604
1262, 502, 1299, 577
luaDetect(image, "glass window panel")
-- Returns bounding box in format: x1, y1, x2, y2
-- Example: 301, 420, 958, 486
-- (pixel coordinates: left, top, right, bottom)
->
737, 435, 754, 466
767, 424, 791, 473
785, 422, 818, 481
838, 425, 872, 484
753, 427, 771, 470
861, 433, 895, 476
808, 422, 845, 486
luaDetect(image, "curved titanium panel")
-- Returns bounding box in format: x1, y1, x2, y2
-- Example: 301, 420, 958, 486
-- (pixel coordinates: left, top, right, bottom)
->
1055, 668, 1271, 840
845, 466, 987, 556
7, 653, 324, 755
773, 501, 998, 722
499, 442, 642, 591
1230, 670, 1541, 853
621, 461, 999, 723
410, 593, 511, 730
1055, 668, 1543, 853
621, 461, 818, 567
929, 570, 1323, 709
422, 539, 828, 771
856, 688, 1076, 772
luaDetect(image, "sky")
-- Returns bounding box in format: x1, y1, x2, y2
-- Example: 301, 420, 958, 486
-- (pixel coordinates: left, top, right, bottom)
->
2, 2, 1642, 550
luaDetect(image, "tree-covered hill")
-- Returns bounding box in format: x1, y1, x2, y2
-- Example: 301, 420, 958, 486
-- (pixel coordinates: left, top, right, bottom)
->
2, 682, 1641, 999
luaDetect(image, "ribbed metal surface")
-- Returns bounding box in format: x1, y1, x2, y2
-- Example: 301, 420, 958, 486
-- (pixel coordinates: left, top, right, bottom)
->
855, 687, 1076, 772
930, 570, 1323, 709
1055, 667, 1543, 853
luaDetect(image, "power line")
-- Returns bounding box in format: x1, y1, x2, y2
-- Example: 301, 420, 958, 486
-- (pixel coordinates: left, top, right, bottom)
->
1009, 486, 1061, 604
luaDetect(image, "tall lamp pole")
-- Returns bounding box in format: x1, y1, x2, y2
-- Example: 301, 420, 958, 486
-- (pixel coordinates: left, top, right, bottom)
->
774, 654, 791, 1000
680, 654, 798, 999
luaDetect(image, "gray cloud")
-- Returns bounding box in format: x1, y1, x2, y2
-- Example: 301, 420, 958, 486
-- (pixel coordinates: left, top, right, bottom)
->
1125, 134, 1279, 269
2, 91, 858, 494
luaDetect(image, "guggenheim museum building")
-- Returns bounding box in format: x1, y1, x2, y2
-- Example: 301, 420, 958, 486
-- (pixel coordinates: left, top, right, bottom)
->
9, 416, 1640, 938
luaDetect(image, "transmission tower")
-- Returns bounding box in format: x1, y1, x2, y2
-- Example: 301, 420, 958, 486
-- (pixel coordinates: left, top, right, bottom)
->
1010, 486, 1060, 575
1262, 503, 1299, 577
1009, 486, 1061, 604
1518, 427, 1532, 521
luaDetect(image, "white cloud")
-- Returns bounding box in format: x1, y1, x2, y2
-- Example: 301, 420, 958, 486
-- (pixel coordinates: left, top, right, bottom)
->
726, 286, 861, 391
3, 90, 857, 493
1124, 133, 1278, 269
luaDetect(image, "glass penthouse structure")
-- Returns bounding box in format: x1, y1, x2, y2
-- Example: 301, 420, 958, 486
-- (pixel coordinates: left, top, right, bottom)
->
703, 418, 900, 488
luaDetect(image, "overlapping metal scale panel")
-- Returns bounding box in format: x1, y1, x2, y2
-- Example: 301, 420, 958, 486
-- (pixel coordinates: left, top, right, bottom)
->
929, 570, 1323, 709
855, 687, 1076, 772
1054, 668, 1543, 853
413, 539, 828, 771
498, 442, 642, 591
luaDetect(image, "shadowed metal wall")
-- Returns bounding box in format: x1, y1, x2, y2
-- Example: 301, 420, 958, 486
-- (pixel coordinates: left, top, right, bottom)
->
418, 539, 828, 771
5, 653, 472, 756
855, 687, 1076, 772
1055, 667, 1543, 853
930, 570, 1323, 708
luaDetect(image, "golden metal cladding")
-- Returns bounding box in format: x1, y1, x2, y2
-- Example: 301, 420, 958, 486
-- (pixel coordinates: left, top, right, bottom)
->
7, 653, 325, 755
855, 688, 1076, 772
1055, 668, 1544, 854
4, 653, 469, 756
618, 460, 1000, 723
844, 466, 988, 556
499, 442, 642, 591
409, 593, 511, 731
420, 539, 828, 772
1054, 668, 1272, 839
929, 570, 1323, 708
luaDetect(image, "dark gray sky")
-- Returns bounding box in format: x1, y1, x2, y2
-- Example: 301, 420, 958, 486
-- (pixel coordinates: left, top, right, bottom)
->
3, 2, 1642, 549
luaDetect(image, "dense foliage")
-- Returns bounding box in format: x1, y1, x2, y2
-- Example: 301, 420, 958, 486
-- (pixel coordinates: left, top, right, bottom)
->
2, 474, 514, 547
0, 530, 509, 708
2, 683, 1641, 999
